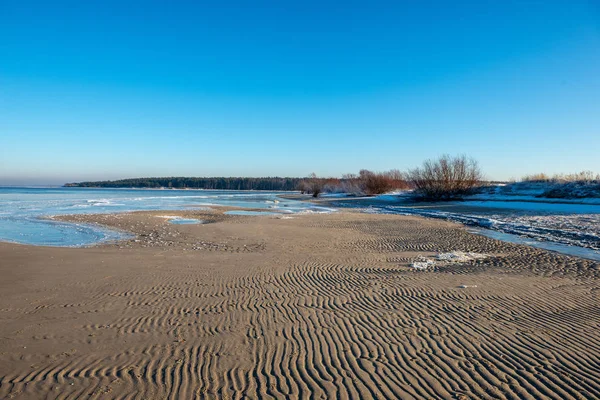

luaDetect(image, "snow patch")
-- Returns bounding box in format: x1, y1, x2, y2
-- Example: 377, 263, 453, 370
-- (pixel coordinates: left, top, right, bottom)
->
411, 256, 436, 270
436, 251, 488, 263
411, 252, 488, 270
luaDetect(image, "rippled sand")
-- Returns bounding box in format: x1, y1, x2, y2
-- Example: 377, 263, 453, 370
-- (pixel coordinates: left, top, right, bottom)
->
1, 210, 599, 399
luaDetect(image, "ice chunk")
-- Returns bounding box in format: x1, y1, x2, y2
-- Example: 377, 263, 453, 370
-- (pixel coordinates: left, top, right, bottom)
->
436, 251, 488, 262
411, 257, 435, 270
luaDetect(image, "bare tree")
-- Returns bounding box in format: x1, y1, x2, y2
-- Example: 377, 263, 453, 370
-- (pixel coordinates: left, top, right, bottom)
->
407, 155, 483, 200
339, 173, 362, 195
299, 173, 324, 197
357, 169, 409, 195
358, 170, 392, 195
296, 180, 308, 194
386, 169, 405, 182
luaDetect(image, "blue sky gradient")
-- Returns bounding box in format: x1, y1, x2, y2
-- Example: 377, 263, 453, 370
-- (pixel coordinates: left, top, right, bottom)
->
1, 0, 599, 184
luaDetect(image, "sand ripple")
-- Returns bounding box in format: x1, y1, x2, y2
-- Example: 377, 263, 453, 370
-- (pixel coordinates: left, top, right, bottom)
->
1, 211, 599, 399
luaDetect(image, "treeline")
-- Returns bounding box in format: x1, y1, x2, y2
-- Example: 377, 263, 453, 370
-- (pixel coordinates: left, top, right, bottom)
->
65, 155, 487, 200
65, 177, 304, 191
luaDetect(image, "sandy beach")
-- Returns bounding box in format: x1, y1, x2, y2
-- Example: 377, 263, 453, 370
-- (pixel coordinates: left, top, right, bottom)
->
1, 209, 600, 399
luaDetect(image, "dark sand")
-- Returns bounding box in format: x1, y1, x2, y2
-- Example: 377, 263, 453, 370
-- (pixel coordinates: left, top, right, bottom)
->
1, 209, 599, 399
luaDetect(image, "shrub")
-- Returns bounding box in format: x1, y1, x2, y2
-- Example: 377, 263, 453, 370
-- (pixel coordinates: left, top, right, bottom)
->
357, 170, 393, 195
522, 171, 600, 183
297, 173, 326, 197
296, 180, 308, 194
339, 173, 364, 195
335, 170, 409, 196
407, 155, 483, 200
521, 173, 551, 182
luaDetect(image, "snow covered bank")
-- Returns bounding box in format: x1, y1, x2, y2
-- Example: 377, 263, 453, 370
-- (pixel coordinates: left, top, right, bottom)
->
411, 252, 489, 270
369, 182, 600, 205
474, 181, 600, 203
367, 204, 600, 251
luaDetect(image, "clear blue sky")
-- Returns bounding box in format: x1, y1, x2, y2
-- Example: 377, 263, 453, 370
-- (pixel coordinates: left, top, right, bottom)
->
1, 0, 599, 184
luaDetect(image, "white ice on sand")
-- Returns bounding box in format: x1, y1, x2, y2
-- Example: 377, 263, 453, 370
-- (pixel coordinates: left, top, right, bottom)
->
411, 258, 436, 270
411, 251, 488, 270
155, 215, 203, 224
436, 251, 489, 262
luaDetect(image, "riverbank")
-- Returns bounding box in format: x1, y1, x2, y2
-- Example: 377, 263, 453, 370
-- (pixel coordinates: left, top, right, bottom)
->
300, 194, 600, 260
1, 210, 600, 398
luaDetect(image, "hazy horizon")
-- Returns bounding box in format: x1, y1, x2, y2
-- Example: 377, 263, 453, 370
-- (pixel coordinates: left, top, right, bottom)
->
2, 1, 599, 185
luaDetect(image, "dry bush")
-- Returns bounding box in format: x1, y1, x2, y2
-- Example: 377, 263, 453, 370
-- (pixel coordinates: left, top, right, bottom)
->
521, 173, 551, 182
526, 171, 600, 199
358, 170, 393, 195
554, 171, 600, 183
407, 155, 483, 200
522, 171, 600, 183
296, 180, 308, 194
334, 170, 409, 195
298, 173, 327, 197
322, 178, 342, 194
308, 173, 324, 197
382, 169, 410, 191
339, 173, 363, 195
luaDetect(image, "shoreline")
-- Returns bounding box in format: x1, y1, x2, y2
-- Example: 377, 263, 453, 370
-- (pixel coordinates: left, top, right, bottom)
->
52, 206, 600, 262
52, 208, 600, 268
3, 197, 599, 262
296, 196, 600, 260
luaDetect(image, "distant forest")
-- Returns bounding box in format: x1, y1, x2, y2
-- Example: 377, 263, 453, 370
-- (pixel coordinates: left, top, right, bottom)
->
64, 177, 305, 191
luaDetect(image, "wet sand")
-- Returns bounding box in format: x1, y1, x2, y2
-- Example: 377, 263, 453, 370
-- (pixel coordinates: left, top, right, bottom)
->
1, 209, 600, 399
